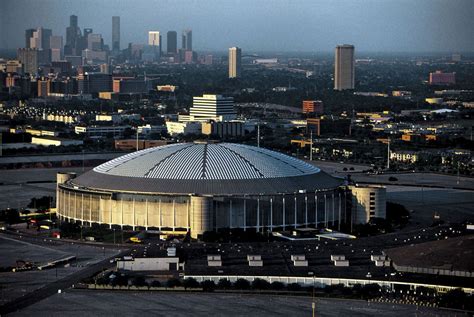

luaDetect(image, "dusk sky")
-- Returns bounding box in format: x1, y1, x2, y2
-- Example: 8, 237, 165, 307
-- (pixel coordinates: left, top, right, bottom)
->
1, 0, 473, 52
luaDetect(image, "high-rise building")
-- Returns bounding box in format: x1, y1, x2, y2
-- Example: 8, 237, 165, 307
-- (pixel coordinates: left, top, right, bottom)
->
167, 31, 177, 54
87, 34, 103, 51
49, 36, 63, 62
189, 94, 236, 122
182, 29, 192, 51
148, 31, 160, 46
25, 29, 35, 48
334, 44, 355, 90
228, 47, 242, 78
29, 28, 52, 50
77, 72, 112, 94
112, 16, 120, 51
65, 15, 81, 55
17, 48, 49, 75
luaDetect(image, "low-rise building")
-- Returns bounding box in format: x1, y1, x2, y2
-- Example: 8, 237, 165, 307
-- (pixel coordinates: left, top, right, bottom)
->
165, 121, 202, 136
389, 150, 419, 163
31, 136, 83, 147
75, 125, 129, 138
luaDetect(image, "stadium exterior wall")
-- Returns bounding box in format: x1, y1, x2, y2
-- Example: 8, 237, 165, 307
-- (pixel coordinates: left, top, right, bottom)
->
57, 179, 347, 238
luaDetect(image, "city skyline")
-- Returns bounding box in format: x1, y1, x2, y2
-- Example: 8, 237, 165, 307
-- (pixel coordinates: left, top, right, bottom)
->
1, 0, 473, 52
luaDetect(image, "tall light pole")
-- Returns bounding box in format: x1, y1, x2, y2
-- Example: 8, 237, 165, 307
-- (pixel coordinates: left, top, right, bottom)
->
386, 138, 390, 170
257, 123, 260, 148
310, 130, 313, 161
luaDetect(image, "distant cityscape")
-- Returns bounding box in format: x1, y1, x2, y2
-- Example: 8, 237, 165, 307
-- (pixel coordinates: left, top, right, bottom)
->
0, 7, 473, 317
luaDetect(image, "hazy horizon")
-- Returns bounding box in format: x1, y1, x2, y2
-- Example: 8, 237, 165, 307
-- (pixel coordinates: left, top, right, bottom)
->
1, 0, 473, 53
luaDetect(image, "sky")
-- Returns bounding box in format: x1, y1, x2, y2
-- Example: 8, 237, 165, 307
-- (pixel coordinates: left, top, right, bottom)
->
1, 0, 473, 53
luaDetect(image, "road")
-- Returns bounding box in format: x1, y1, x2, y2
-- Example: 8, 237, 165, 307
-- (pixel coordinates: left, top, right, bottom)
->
0, 233, 127, 315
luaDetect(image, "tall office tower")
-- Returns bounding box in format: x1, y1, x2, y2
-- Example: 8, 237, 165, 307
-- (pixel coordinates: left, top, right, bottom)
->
112, 16, 120, 51
189, 94, 236, 122
49, 35, 63, 61
87, 34, 103, 51
30, 28, 52, 50
25, 29, 35, 48
167, 31, 177, 54
182, 29, 192, 50
228, 47, 242, 78
17, 48, 40, 74
65, 15, 81, 55
147, 31, 161, 60
148, 31, 160, 46
334, 44, 355, 90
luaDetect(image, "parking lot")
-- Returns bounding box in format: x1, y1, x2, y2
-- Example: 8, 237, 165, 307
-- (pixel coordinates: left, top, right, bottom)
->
10, 289, 464, 317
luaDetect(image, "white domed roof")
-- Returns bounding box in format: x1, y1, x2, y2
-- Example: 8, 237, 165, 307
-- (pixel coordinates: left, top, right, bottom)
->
93, 142, 321, 180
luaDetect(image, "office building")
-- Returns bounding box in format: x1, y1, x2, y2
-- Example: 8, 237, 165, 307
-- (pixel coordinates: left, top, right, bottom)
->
87, 34, 103, 51
65, 15, 81, 55
429, 71, 456, 85
189, 94, 236, 122
202, 121, 245, 138
49, 35, 63, 61
25, 29, 35, 48
167, 31, 177, 54
112, 16, 120, 51
148, 31, 160, 46
29, 28, 52, 50
302, 100, 324, 114
182, 29, 192, 50
17, 48, 49, 75
77, 72, 112, 94
56, 142, 345, 238
148, 31, 161, 59
228, 47, 242, 78
334, 44, 355, 90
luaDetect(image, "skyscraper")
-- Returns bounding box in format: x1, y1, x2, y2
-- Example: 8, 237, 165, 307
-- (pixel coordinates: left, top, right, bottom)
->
148, 31, 160, 46
182, 29, 192, 51
167, 31, 177, 54
228, 47, 242, 78
25, 29, 35, 48
334, 44, 355, 90
112, 16, 120, 51
49, 35, 63, 61
65, 15, 81, 55
29, 28, 52, 50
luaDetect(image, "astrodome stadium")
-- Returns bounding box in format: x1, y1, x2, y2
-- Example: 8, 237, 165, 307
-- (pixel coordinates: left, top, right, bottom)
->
57, 142, 347, 238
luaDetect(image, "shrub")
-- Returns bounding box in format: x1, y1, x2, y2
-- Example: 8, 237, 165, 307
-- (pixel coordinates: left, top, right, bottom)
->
234, 278, 251, 290
183, 278, 200, 289
201, 280, 216, 291
218, 278, 232, 289
166, 278, 182, 288
252, 278, 270, 290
